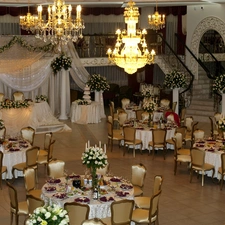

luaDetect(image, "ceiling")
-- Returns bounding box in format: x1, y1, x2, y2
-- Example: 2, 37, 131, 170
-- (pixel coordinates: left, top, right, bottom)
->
0, 0, 224, 8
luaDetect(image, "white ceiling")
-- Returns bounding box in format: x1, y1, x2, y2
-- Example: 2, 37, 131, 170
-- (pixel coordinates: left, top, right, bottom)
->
0, 0, 224, 7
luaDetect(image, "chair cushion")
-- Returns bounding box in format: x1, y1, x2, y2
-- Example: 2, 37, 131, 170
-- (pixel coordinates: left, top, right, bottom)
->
39, 149, 48, 156
13, 162, 26, 171
101, 217, 111, 225
29, 189, 42, 199
18, 201, 28, 215
177, 155, 191, 163
1, 166, 7, 174
134, 196, 150, 209
133, 185, 143, 197
132, 208, 149, 223
178, 149, 190, 155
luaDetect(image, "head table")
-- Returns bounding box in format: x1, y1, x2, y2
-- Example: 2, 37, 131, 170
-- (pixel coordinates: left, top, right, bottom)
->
41, 175, 134, 220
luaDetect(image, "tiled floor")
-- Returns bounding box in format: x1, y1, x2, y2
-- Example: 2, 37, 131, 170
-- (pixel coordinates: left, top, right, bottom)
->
1, 112, 225, 225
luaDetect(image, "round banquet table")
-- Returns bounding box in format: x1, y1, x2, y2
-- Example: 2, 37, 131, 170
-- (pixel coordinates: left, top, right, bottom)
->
41, 176, 134, 220
1, 139, 31, 179
70, 101, 101, 124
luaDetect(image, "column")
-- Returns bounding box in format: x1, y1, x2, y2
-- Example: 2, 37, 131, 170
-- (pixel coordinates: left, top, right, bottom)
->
172, 88, 179, 115
222, 93, 225, 115
95, 90, 106, 118
59, 69, 68, 120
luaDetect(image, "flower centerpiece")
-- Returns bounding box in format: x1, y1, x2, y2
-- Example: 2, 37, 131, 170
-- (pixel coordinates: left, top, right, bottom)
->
142, 98, 157, 127
35, 95, 48, 103
164, 70, 187, 89
218, 116, 225, 139
27, 204, 69, 225
86, 74, 110, 92
141, 84, 154, 98
0, 119, 4, 129
213, 74, 225, 93
0, 99, 30, 109
81, 146, 108, 188
51, 53, 72, 75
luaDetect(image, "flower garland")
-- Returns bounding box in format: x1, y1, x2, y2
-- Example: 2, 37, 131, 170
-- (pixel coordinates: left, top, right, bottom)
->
0, 119, 4, 129
213, 74, 225, 93
35, 95, 48, 103
142, 98, 157, 113
0, 99, 30, 109
27, 204, 69, 225
51, 53, 72, 75
76, 99, 89, 105
0, 36, 53, 54
86, 74, 110, 92
164, 70, 187, 89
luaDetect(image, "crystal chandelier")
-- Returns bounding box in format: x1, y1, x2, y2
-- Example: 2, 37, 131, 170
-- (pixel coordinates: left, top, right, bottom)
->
148, 0, 165, 30
107, 0, 155, 75
35, 0, 84, 46
19, 4, 38, 32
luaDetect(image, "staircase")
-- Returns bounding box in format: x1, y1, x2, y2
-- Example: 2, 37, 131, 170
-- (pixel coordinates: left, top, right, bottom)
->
186, 67, 215, 122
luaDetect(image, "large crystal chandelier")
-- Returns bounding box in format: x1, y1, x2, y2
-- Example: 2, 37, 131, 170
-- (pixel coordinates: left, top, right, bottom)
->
19, 4, 38, 32
148, 0, 165, 30
107, 0, 155, 75
35, 0, 84, 46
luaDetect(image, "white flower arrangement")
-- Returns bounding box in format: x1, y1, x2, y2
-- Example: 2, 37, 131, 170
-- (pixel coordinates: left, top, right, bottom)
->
76, 99, 89, 105
0, 99, 30, 109
141, 84, 154, 97
51, 53, 72, 75
213, 74, 225, 93
87, 74, 110, 92
142, 98, 157, 113
35, 95, 48, 103
27, 204, 69, 225
81, 146, 108, 170
0, 119, 4, 129
218, 116, 225, 131
164, 70, 187, 89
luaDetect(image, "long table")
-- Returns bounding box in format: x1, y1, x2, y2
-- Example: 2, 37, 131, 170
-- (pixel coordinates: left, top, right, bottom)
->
0, 101, 62, 137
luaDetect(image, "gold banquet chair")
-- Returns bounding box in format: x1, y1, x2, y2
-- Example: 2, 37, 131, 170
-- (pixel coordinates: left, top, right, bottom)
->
218, 153, 225, 190
26, 194, 44, 214
20, 126, 35, 146
13, 91, 24, 101
24, 168, 42, 199
39, 132, 53, 157
136, 109, 144, 120
6, 182, 28, 225
123, 126, 142, 157
11, 146, 40, 182
82, 218, 106, 225
190, 148, 215, 186
0, 92, 5, 102
121, 98, 130, 110
101, 199, 134, 225
131, 190, 162, 225
0, 151, 7, 189
131, 163, 147, 197
209, 116, 219, 139
64, 202, 90, 225
0, 126, 6, 139
135, 175, 163, 209
160, 98, 170, 109
96, 163, 110, 176
47, 159, 65, 179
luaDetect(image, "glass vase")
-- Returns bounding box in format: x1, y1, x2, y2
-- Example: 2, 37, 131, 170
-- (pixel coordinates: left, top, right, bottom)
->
90, 167, 98, 189
148, 112, 153, 127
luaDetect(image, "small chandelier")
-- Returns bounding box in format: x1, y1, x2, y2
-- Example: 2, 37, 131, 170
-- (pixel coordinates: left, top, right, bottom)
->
20, 4, 38, 32
107, 0, 155, 75
35, 0, 84, 46
148, 1, 165, 30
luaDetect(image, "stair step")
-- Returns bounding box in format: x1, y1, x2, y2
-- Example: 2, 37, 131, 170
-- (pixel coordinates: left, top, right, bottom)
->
185, 114, 212, 123
190, 99, 214, 106
188, 104, 214, 111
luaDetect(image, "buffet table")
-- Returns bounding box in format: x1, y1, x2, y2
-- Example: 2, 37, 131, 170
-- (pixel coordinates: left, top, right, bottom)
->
70, 101, 101, 124
0, 101, 62, 137
41, 176, 134, 220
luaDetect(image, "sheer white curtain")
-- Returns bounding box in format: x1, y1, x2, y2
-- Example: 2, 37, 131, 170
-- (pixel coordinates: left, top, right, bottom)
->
0, 14, 20, 35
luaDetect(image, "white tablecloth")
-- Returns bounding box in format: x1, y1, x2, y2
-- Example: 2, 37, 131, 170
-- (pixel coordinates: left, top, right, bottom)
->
136, 128, 176, 150
0, 101, 62, 137
70, 101, 101, 124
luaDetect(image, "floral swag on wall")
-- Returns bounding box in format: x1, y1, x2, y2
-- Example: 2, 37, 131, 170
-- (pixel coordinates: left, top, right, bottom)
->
164, 70, 187, 89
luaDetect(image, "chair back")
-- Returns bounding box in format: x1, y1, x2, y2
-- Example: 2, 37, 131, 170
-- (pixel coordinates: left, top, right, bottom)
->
21, 126, 35, 145
26, 194, 44, 214
136, 110, 144, 120
123, 127, 136, 143
180, 108, 186, 125
221, 153, 225, 173
193, 129, 205, 141
26, 146, 40, 168
121, 98, 130, 109
24, 167, 36, 193
109, 104, 114, 118
0, 127, 6, 139
176, 126, 187, 141
0, 93, 4, 102
191, 148, 205, 169
118, 112, 128, 127
64, 202, 90, 225
110, 101, 115, 113
96, 163, 110, 176
0, 151, 3, 170
44, 132, 53, 150
111, 199, 134, 224
13, 91, 24, 101
160, 99, 170, 108
47, 140, 56, 162
172, 102, 177, 112
148, 190, 162, 223
153, 175, 163, 195
185, 116, 193, 132
7, 182, 18, 212
107, 121, 113, 138
107, 115, 113, 124
174, 132, 183, 149
141, 112, 149, 121
131, 163, 146, 188
214, 112, 222, 123
152, 129, 166, 145
82, 218, 106, 225
48, 159, 65, 178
